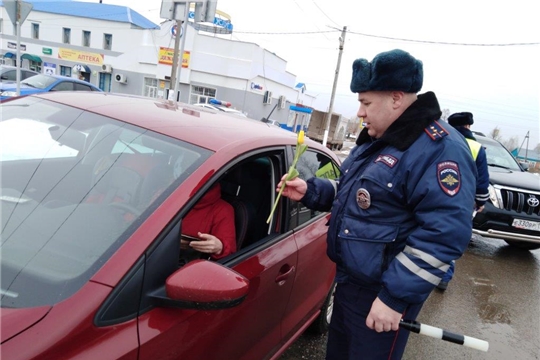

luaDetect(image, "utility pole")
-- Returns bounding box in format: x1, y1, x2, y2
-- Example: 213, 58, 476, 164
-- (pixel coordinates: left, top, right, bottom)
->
322, 26, 347, 148
168, 19, 183, 100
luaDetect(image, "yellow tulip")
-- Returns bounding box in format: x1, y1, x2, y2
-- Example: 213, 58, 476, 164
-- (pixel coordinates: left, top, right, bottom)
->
298, 130, 305, 145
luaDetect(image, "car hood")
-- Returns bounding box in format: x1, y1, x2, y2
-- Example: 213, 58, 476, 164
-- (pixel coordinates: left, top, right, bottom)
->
0, 305, 51, 342
489, 167, 540, 191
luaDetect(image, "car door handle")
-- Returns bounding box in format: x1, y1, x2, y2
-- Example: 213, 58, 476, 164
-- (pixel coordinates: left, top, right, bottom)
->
275, 265, 295, 284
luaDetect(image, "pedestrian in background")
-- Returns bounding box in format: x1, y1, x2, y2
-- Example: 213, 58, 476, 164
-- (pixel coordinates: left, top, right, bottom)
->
277, 49, 476, 359
437, 111, 490, 291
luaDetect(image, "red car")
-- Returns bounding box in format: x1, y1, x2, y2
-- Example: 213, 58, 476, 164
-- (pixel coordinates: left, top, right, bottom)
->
0, 92, 340, 360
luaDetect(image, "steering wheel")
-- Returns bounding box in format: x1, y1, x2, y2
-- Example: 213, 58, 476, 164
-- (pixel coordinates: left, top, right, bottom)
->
108, 202, 142, 216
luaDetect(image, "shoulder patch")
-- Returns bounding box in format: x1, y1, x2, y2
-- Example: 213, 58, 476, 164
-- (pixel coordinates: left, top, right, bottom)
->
374, 154, 398, 168
437, 161, 461, 196
424, 120, 449, 141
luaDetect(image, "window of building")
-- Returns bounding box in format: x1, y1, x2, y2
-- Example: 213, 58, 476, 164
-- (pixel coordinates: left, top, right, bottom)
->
143, 78, 159, 98
190, 85, 216, 104
63, 28, 71, 44
103, 34, 112, 50
82, 30, 91, 47
32, 23, 39, 39
0, 18, 3, 34
60, 66, 72, 77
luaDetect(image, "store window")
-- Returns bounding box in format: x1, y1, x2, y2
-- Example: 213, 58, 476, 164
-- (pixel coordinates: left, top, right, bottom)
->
82, 30, 91, 47
32, 23, 39, 39
63, 28, 71, 44
143, 78, 159, 99
190, 85, 216, 104
103, 34, 112, 50
60, 66, 72, 77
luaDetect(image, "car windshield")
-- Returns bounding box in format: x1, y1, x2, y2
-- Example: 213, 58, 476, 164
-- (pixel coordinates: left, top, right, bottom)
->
0, 97, 212, 308
476, 137, 522, 171
21, 74, 57, 89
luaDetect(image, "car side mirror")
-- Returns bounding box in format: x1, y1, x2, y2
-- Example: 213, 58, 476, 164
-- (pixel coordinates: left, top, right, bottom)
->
518, 161, 530, 171
150, 260, 249, 310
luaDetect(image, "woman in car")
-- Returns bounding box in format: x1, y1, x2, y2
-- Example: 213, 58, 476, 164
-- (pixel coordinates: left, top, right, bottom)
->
180, 183, 236, 262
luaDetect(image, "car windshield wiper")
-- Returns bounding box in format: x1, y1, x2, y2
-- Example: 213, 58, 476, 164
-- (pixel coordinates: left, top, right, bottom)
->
488, 163, 511, 169
21, 82, 37, 88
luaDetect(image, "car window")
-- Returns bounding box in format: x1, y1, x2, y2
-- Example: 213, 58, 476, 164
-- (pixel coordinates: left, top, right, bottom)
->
0, 97, 213, 308
51, 81, 74, 91
22, 70, 37, 80
289, 149, 340, 228
74, 83, 93, 91
21, 74, 56, 89
476, 137, 522, 171
1, 69, 16, 81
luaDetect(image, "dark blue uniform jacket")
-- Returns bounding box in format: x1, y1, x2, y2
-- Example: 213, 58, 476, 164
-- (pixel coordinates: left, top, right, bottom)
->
302, 92, 476, 313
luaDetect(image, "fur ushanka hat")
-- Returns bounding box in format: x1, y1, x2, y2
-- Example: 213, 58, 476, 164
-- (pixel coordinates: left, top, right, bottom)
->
448, 112, 474, 127
350, 49, 423, 94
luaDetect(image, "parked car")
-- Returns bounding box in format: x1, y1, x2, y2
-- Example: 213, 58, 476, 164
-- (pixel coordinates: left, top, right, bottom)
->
193, 102, 248, 117
473, 134, 540, 250
0, 92, 340, 360
0, 73, 101, 100
0, 65, 39, 82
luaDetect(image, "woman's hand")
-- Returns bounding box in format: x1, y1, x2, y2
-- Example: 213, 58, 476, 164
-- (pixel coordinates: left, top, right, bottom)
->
189, 232, 224, 255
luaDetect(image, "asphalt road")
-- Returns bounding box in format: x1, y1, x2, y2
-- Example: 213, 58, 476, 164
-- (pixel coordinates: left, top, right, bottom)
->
279, 235, 540, 360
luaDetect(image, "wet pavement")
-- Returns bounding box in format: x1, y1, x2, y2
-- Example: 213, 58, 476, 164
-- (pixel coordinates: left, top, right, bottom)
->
280, 235, 540, 359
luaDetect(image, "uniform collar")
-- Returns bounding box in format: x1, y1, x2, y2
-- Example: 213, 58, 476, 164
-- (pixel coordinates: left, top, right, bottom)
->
356, 91, 442, 151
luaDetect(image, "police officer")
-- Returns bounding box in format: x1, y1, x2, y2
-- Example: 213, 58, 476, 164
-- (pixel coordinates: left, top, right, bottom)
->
278, 49, 476, 359
438, 112, 490, 290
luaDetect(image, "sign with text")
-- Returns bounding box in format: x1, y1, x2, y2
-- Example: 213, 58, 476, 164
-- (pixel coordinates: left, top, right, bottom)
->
58, 48, 103, 65
158, 47, 190, 68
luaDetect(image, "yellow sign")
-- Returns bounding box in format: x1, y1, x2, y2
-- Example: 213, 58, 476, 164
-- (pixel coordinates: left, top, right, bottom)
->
158, 47, 190, 68
58, 48, 103, 65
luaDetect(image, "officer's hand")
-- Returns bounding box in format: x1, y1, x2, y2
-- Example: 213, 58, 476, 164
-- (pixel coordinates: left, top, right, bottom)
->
277, 174, 307, 201
366, 297, 402, 332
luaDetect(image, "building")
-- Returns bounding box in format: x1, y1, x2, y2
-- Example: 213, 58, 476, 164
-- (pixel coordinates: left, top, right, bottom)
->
0, 0, 315, 125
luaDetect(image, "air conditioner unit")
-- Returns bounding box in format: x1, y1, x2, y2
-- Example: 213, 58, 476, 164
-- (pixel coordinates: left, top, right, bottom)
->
115, 73, 127, 84
278, 95, 286, 109
101, 64, 113, 73
263, 90, 273, 105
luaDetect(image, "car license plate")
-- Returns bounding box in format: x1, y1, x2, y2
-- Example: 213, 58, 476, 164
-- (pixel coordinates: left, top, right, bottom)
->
512, 219, 540, 232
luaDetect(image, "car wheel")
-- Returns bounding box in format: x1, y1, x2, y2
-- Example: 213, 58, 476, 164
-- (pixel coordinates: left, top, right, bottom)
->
504, 240, 540, 250
307, 282, 336, 334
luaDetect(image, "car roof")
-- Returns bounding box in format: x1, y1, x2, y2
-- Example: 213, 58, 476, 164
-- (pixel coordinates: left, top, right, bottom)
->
24, 92, 331, 154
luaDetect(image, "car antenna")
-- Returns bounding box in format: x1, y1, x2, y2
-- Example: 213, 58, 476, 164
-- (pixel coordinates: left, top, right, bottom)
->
261, 103, 278, 123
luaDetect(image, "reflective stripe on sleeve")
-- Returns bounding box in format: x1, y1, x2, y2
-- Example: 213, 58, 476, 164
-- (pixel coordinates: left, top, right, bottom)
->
395, 253, 442, 285
403, 245, 450, 272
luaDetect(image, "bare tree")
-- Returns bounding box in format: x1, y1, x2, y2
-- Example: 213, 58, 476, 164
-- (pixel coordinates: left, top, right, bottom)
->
501, 136, 519, 152
440, 108, 450, 122
490, 127, 502, 141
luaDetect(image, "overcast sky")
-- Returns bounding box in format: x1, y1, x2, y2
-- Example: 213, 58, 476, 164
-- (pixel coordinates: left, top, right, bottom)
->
83, 0, 539, 147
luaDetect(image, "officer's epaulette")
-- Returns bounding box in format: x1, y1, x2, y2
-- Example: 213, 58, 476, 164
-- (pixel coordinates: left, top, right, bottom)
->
424, 120, 449, 141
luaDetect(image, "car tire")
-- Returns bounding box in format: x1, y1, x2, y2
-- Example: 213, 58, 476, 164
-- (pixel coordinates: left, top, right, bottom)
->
504, 240, 540, 250
307, 281, 336, 334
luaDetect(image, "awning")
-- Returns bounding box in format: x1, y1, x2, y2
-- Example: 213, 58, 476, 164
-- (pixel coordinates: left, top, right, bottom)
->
21, 53, 42, 63
289, 105, 313, 114
73, 64, 91, 73
2, 52, 16, 58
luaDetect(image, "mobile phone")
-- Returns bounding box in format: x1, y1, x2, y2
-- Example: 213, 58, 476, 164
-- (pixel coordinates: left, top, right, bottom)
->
181, 234, 200, 242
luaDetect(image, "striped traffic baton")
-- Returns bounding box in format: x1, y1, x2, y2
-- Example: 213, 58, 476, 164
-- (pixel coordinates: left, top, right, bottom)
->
399, 320, 489, 352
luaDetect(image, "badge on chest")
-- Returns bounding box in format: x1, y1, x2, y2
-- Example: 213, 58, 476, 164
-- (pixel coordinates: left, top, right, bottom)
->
356, 188, 371, 209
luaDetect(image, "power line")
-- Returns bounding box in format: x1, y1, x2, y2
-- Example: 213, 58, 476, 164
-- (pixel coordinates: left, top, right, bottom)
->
232, 29, 540, 46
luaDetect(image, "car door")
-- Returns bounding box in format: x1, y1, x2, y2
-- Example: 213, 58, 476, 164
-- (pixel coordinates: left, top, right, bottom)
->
136, 151, 299, 360
281, 149, 340, 340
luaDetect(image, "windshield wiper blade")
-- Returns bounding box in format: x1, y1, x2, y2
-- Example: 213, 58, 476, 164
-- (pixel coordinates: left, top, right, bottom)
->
488, 163, 511, 169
